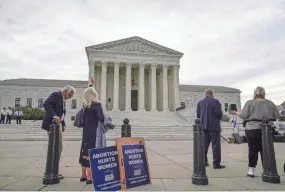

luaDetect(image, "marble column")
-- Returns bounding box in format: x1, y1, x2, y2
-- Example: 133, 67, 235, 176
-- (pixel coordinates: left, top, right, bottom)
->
151, 64, 157, 111
138, 63, 145, 111
89, 62, 95, 79
162, 65, 169, 111
112, 62, 120, 111
101, 61, 107, 110
125, 63, 132, 111
173, 65, 179, 110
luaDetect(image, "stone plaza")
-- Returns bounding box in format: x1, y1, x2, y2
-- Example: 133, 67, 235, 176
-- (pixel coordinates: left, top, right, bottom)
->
0, 140, 285, 191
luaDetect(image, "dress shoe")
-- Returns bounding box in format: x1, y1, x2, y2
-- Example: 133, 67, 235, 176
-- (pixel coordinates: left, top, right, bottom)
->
213, 164, 226, 169
59, 174, 64, 179
205, 162, 209, 167
86, 180, 92, 185
80, 177, 87, 182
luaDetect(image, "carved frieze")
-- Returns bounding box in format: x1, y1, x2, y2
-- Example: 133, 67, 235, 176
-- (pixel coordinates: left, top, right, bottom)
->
95, 40, 174, 55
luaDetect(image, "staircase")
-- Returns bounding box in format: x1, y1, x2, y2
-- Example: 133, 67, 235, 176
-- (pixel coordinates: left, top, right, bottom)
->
0, 111, 240, 141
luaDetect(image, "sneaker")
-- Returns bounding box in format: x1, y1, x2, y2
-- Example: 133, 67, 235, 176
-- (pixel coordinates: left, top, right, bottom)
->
247, 167, 255, 177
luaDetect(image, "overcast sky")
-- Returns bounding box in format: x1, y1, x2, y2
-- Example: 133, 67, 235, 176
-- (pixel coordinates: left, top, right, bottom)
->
0, 0, 284, 106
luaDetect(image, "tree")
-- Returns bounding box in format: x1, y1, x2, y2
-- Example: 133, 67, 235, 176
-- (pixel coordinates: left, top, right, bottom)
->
281, 101, 285, 107
11, 106, 45, 120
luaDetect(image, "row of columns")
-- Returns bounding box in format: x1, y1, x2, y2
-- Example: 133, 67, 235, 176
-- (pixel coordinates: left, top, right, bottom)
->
89, 62, 179, 111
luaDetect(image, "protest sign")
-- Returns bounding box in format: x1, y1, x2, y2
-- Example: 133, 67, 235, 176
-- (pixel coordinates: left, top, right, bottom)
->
121, 144, 151, 189
116, 137, 145, 190
88, 146, 121, 191
115, 137, 148, 190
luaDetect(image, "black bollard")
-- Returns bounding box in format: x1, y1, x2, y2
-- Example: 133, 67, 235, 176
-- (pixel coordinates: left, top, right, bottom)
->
121, 118, 131, 137
43, 120, 60, 185
261, 119, 280, 184
192, 119, 208, 185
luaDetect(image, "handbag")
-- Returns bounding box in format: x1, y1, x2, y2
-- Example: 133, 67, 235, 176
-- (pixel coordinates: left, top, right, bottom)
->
74, 108, 84, 128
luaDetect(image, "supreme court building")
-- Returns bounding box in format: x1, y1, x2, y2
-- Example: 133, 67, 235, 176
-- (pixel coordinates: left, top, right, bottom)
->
0, 36, 241, 122
86, 36, 182, 112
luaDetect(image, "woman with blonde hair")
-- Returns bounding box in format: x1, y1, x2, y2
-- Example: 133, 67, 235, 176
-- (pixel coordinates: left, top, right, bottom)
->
79, 87, 104, 184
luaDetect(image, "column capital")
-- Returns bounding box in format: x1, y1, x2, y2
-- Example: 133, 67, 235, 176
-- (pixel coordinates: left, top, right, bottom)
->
172, 65, 180, 70
139, 63, 145, 68
114, 62, 120, 67
101, 61, 108, 66
126, 62, 132, 67
151, 63, 157, 68
162, 64, 169, 69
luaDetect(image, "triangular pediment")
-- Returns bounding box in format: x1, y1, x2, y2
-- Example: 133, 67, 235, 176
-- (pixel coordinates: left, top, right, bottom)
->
86, 36, 183, 57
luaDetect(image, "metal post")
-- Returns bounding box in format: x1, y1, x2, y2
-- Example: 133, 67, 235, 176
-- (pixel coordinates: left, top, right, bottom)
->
261, 119, 280, 184
121, 118, 131, 137
192, 119, 208, 185
43, 121, 60, 185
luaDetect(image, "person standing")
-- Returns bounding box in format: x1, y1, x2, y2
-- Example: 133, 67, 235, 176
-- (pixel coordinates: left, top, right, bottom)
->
42, 85, 76, 180
0, 107, 7, 124
196, 89, 225, 169
6, 107, 12, 124
79, 87, 104, 184
14, 109, 23, 124
231, 86, 279, 177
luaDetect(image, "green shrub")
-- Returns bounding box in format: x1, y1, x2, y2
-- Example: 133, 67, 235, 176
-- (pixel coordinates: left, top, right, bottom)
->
221, 114, 230, 122
11, 106, 45, 120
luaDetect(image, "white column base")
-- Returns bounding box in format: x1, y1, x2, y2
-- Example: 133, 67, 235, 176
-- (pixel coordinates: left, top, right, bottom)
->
125, 108, 132, 112
112, 108, 120, 112
138, 108, 146, 112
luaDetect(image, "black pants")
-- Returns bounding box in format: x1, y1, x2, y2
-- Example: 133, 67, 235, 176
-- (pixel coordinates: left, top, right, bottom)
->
6, 115, 11, 124
204, 131, 221, 166
246, 129, 263, 168
0, 115, 5, 124
16, 116, 21, 124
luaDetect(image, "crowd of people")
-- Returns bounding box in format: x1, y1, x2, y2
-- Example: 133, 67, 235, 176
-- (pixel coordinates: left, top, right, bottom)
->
0, 107, 23, 124
40, 76, 283, 184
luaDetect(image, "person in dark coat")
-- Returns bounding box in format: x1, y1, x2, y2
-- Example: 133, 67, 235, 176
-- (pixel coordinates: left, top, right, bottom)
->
41, 85, 76, 179
79, 86, 104, 185
196, 89, 225, 169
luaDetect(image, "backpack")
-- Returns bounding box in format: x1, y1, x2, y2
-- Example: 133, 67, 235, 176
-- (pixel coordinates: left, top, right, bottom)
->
74, 108, 84, 128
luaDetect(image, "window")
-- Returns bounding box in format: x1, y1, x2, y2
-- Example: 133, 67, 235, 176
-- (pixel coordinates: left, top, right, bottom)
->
224, 103, 228, 112
71, 99, 77, 109
230, 104, 237, 111
15, 98, 21, 108
27, 98, 32, 108
38, 98, 44, 108
71, 116, 75, 121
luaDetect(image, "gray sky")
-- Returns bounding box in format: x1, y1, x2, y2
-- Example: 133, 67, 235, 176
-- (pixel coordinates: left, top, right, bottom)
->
0, 0, 284, 106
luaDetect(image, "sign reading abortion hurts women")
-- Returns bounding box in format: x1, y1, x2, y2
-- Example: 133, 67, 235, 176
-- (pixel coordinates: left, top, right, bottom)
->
88, 146, 121, 191
115, 137, 151, 190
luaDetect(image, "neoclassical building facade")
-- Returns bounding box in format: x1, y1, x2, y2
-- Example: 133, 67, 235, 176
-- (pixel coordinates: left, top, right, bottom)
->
86, 36, 182, 112
0, 36, 241, 121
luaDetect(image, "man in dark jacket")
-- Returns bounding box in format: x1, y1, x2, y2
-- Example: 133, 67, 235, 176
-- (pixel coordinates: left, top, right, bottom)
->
42, 85, 75, 179
196, 89, 225, 169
